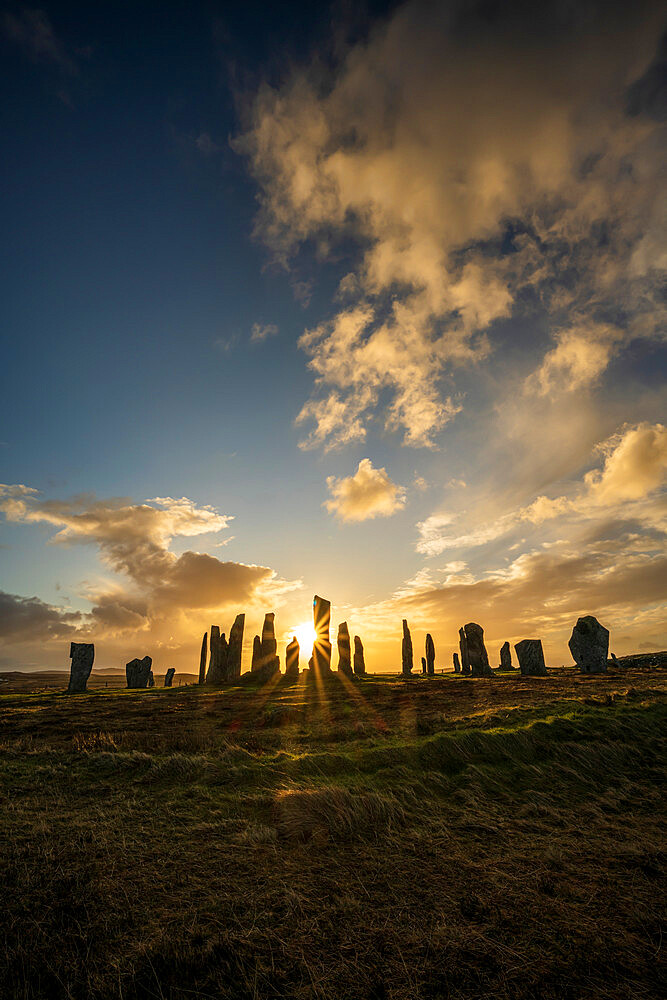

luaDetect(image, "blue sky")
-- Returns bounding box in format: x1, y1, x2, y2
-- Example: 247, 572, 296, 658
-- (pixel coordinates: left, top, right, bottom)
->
1, 0, 666, 672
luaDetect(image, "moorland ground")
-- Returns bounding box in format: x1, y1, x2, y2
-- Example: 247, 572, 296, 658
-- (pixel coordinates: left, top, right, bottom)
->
1, 665, 665, 1000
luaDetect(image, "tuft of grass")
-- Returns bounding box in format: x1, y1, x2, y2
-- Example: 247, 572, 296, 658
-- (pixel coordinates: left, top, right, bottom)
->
272, 785, 406, 842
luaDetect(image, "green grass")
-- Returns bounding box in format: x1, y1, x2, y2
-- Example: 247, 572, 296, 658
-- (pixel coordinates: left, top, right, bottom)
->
1, 668, 665, 999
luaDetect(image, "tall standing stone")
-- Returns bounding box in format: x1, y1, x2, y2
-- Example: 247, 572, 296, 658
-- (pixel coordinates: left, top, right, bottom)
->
251, 635, 262, 669
198, 632, 207, 685
227, 614, 245, 680
425, 633, 435, 676
164, 667, 175, 687
126, 655, 152, 689
402, 620, 413, 676
337, 622, 353, 676
453, 652, 461, 673
312, 595, 332, 676
353, 636, 366, 675
251, 613, 281, 681
464, 623, 493, 677
67, 642, 94, 693
206, 626, 229, 685
285, 637, 299, 680
515, 639, 548, 677
459, 627, 471, 675
568, 616, 609, 674
499, 642, 514, 670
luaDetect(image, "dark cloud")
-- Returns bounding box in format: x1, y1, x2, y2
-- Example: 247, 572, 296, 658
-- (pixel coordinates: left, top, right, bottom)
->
0, 590, 80, 644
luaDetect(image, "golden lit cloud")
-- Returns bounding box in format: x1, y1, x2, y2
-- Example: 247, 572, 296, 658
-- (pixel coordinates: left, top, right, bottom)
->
325, 459, 406, 522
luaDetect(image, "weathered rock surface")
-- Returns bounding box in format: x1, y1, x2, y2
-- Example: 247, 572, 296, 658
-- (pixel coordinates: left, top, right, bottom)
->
227, 614, 245, 680
285, 637, 300, 679
148, 671, 155, 688
68, 642, 94, 693
425, 633, 435, 676
499, 641, 514, 670
453, 651, 461, 673
206, 626, 229, 685
250, 613, 281, 682
312, 595, 332, 675
459, 627, 471, 675
353, 636, 366, 675
198, 632, 207, 685
164, 667, 175, 687
126, 655, 152, 689
515, 639, 548, 676
337, 622, 353, 676
402, 620, 413, 676
464, 623, 493, 677
569, 616, 609, 674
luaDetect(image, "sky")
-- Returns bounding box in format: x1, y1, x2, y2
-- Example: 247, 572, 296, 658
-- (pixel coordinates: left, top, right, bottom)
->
1, 0, 666, 674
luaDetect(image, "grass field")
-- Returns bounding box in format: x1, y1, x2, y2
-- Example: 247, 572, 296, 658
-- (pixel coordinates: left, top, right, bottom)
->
1, 665, 665, 999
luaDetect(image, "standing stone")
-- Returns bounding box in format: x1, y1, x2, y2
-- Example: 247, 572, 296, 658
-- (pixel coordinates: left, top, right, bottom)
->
464, 623, 493, 677
425, 633, 435, 676
148, 671, 155, 688
206, 627, 229, 685
402, 620, 414, 676
227, 614, 245, 680
312, 595, 332, 676
337, 622, 353, 676
251, 613, 281, 682
568, 616, 609, 674
421, 656, 427, 674
285, 637, 300, 680
459, 627, 471, 675
164, 667, 175, 687
198, 632, 207, 685
126, 655, 152, 689
499, 641, 514, 670
453, 652, 461, 674
353, 636, 366, 675
515, 639, 548, 677
67, 642, 94, 693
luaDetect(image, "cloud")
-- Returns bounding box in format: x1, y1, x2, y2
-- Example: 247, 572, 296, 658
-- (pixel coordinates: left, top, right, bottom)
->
3, 7, 78, 74
251, 322, 279, 342
0, 590, 81, 644
325, 459, 406, 522
586, 422, 667, 503
0, 488, 301, 651
237, 0, 666, 450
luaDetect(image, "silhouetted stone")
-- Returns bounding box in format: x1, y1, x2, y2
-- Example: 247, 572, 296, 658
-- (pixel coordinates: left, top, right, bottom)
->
353, 636, 366, 675
148, 671, 155, 688
198, 632, 207, 685
464, 623, 493, 677
126, 655, 152, 689
515, 639, 548, 676
425, 633, 435, 676
453, 652, 461, 673
250, 613, 281, 682
227, 614, 245, 680
164, 667, 175, 687
285, 637, 299, 679
312, 595, 332, 676
459, 627, 470, 675
402, 620, 413, 676
67, 642, 94, 693
569, 615, 609, 674
337, 622, 353, 676
421, 656, 427, 674
206, 626, 229, 685
499, 641, 514, 670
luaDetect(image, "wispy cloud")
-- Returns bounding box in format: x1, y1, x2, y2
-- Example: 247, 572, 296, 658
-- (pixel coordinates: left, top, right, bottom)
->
3, 7, 79, 74
250, 322, 278, 342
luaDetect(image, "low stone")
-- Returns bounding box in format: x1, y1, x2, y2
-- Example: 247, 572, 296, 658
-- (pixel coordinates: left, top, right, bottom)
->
126, 655, 152, 689
68, 642, 94, 693
459, 627, 471, 675
337, 622, 353, 676
425, 633, 435, 676
164, 667, 175, 687
353, 636, 366, 675
402, 620, 413, 676
464, 623, 493, 677
499, 641, 514, 670
453, 652, 461, 673
285, 637, 300, 680
568, 615, 609, 674
515, 639, 548, 676
421, 656, 427, 674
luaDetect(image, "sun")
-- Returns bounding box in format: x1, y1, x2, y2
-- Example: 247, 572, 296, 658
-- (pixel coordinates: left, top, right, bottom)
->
292, 622, 317, 657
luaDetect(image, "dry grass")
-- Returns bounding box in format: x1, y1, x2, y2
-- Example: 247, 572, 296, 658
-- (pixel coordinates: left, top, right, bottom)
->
0, 666, 665, 999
